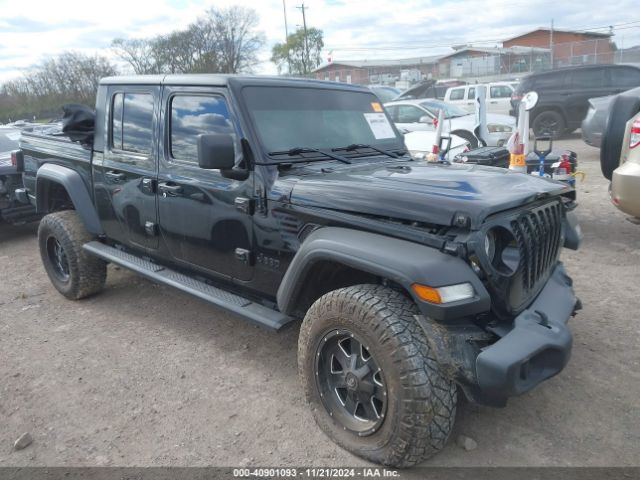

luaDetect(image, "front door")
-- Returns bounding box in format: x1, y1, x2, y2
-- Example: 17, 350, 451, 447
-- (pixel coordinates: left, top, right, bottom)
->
156, 87, 254, 281
93, 86, 159, 250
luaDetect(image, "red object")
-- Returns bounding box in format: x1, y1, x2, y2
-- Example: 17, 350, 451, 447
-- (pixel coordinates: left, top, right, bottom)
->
431, 145, 439, 154
558, 153, 572, 173
433, 118, 438, 128
10, 151, 17, 167
630, 118, 640, 149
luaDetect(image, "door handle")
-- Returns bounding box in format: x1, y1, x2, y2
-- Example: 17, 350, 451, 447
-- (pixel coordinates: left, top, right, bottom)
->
490, 101, 498, 104
158, 182, 183, 196
105, 170, 125, 181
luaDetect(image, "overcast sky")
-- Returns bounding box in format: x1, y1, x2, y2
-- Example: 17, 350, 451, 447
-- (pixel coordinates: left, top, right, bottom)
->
0, 0, 639, 83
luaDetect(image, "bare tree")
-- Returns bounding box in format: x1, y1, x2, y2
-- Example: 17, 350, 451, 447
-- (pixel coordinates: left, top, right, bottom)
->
111, 6, 265, 75
208, 7, 265, 73
0, 51, 118, 122
112, 38, 160, 74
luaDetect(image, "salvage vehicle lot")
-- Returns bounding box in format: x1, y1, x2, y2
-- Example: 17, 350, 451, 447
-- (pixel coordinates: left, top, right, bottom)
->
1, 136, 639, 468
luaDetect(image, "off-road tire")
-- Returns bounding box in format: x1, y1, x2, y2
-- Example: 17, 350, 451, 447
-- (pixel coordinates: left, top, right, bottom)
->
532, 110, 566, 138
298, 284, 457, 468
601, 95, 640, 180
38, 210, 106, 300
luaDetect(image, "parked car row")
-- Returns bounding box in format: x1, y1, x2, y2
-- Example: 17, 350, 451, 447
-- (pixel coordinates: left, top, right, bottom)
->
511, 64, 640, 138
384, 98, 515, 148
600, 92, 640, 219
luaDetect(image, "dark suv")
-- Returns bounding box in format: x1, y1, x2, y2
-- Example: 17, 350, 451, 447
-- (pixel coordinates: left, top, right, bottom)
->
511, 64, 640, 137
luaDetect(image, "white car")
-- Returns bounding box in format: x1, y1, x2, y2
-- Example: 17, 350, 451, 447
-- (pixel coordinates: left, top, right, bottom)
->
403, 130, 468, 162
384, 99, 515, 148
443, 82, 515, 115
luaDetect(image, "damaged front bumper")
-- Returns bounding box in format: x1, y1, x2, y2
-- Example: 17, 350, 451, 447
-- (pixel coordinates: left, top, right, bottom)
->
419, 263, 579, 407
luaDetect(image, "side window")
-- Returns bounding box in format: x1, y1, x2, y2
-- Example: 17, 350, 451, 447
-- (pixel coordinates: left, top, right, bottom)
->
467, 87, 475, 100
170, 95, 235, 163
111, 92, 154, 155
532, 73, 564, 89
385, 105, 398, 122
396, 105, 425, 123
449, 88, 464, 100
570, 68, 607, 89
490, 85, 513, 98
611, 67, 640, 89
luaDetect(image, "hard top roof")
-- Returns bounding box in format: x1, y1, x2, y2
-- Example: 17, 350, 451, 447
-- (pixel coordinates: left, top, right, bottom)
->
99, 74, 370, 92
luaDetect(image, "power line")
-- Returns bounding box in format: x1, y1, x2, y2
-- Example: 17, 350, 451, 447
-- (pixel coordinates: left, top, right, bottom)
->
324, 20, 640, 51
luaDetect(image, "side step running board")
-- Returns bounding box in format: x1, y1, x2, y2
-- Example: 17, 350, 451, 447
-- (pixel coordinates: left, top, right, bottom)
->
83, 241, 294, 331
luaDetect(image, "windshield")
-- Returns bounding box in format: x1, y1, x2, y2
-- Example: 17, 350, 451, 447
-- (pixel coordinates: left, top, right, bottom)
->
242, 86, 404, 156
419, 101, 469, 119
370, 86, 400, 103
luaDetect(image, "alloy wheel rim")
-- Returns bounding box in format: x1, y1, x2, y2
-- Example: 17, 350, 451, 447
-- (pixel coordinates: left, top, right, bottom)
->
46, 236, 70, 282
315, 329, 387, 436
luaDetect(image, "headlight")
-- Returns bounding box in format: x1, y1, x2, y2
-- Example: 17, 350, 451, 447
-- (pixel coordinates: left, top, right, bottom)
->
484, 227, 520, 274
487, 124, 513, 133
484, 229, 496, 262
412, 282, 475, 304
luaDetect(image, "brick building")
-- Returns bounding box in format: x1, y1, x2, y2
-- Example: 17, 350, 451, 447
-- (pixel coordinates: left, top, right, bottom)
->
503, 28, 614, 67
312, 56, 442, 85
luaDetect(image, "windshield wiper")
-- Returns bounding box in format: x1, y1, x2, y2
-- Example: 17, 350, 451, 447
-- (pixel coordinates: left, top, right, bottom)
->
331, 144, 399, 159
262, 147, 351, 164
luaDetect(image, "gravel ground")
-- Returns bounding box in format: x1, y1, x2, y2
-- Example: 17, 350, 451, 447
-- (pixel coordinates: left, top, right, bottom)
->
1, 135, 639, 468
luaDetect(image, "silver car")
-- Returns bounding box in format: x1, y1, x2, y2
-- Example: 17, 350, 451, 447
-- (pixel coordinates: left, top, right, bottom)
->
582, 86, 640, 148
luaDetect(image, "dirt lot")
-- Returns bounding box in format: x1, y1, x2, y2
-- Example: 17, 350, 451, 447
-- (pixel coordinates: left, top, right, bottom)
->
1, 136, 639, 468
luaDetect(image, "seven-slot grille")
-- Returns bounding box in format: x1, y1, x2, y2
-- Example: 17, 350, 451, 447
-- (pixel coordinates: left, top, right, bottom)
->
511, 201, 563, 292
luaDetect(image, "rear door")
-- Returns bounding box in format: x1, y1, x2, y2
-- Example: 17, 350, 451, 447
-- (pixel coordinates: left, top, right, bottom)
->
610, 66, 640, 95
487, 84, 514, 115
93, 86, 159, 250
446, 87, 468, 111
156, 86, 254, 281
564, 67, 610, 127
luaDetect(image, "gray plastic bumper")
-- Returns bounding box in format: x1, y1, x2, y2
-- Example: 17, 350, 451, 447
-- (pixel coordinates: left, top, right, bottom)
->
475, 263, 577, 399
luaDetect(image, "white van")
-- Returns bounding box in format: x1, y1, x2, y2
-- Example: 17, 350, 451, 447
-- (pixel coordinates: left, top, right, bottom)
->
443, 82, 515, 115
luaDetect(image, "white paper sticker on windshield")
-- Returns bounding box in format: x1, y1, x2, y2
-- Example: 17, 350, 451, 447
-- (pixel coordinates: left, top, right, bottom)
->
363, 113, 395, 139
6, 132, 21, 141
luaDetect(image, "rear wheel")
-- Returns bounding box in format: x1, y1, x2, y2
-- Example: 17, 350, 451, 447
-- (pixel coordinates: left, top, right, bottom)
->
298, 284, 457, 467
38, 210, 106, 299
532, 110, 565, 138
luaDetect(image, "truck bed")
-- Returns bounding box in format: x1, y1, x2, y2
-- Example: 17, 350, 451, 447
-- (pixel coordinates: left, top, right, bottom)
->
20, 131, 92, 164
19, 131, 93, 201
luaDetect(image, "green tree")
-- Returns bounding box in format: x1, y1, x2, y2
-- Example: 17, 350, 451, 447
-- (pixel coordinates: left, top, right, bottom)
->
271, 28, 324, 75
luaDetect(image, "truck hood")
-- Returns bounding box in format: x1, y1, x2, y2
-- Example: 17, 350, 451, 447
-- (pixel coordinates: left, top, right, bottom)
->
288, 161, 569, 229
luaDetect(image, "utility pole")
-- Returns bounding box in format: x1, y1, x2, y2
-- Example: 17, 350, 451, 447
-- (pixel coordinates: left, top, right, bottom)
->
549, 19, 554, 69
297, 3, 310, 74
283, 0, 291, 73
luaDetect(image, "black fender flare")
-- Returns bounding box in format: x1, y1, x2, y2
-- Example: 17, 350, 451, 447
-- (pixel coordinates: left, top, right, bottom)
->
36, 163, 103, 235
277, 227, 490, 321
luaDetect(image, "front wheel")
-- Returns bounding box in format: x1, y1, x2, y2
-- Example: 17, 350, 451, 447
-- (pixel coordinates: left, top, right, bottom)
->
38, 210, 106, 300
298, 285, 457, 467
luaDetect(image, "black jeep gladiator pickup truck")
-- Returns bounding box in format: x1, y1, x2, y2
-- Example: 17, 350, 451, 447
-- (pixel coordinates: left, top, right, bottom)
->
19, 75, 581, 467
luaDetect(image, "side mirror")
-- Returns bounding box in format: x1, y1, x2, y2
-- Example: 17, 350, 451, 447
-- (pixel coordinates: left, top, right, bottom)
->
197, 134, 235, 170
419, 116, 431, 124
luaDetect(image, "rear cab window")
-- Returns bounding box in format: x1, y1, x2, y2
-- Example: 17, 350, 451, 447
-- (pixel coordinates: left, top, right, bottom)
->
111, 92, 154, 155
449, 88, 465, 100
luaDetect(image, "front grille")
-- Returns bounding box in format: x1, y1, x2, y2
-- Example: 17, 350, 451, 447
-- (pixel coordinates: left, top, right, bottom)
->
511, 201, 563, 293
